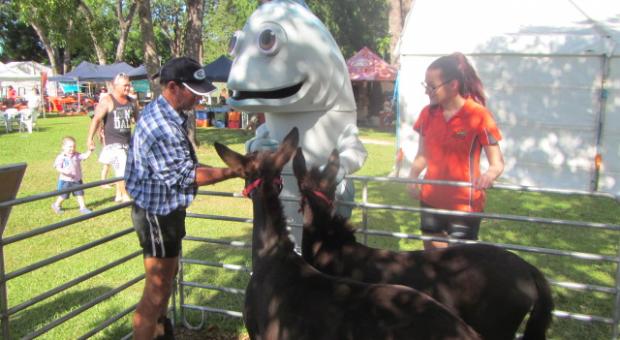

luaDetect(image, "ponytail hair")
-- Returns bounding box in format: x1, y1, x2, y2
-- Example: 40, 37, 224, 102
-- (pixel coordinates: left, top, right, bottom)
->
428, 52, 486, 106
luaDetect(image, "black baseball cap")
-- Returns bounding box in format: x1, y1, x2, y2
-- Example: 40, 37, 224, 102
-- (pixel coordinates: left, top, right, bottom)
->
156, 57, 215, 96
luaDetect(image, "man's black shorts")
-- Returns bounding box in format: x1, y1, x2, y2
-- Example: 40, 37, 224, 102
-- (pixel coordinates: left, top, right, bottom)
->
132, 205, 186, 258
419, 202, 481, 240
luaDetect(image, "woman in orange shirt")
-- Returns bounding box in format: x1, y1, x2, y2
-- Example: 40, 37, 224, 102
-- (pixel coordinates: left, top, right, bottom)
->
408, 52, 504, 250
6, 85, 17, 107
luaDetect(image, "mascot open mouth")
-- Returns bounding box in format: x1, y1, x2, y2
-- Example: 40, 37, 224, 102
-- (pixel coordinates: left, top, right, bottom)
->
233, 82, 303, 100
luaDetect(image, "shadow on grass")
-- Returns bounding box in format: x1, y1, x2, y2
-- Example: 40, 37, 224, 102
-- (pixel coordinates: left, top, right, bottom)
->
359, 179, 619, 339
151, 127, 619, 339
177, 227, 251, 339
195, 128, 252, 148
9, 286, 112, 339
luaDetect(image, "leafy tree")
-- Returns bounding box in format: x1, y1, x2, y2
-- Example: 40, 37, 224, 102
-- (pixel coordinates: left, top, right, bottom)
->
0, 3, 47, 63
78, 0, 110, 64
152, 0, 186, 57
10, 0, 77, 73
307, 0, 390, 59
202, 0, 255, 62
114, 0, 138, 62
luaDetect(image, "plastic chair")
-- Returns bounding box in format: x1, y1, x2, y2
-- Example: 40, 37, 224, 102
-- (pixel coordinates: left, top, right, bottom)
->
19, 109, 38, 133
4, 108, 20, 132
0, 112, 8, 133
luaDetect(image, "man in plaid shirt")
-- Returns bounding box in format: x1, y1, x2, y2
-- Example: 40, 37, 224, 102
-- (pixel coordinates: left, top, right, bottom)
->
125, 57, 233, 339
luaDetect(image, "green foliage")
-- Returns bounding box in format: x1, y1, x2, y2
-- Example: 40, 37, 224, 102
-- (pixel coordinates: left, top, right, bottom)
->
200, 0, 392, 64
124, 20, 150, 66
1, 117, 618, 339
202, 0, 256, 62
81, 0, 121, 63
8, 0, 116, 67
0, 3, 47, 62
307, 0, 390, 58
11, 0, 74, 47
152, 0, 186, 54
5, 0, 391, 70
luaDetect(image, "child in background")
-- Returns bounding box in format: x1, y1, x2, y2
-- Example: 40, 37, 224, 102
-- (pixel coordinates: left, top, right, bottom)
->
52, 136, 93, 214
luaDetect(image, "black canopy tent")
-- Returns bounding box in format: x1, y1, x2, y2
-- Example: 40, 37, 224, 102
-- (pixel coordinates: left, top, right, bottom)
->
48, 61, 148, 112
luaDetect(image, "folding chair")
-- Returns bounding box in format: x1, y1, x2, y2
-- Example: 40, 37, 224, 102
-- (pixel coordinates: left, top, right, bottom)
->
19, 109, 38, 133
4, 108, 20, 132
0, 112, 8, 133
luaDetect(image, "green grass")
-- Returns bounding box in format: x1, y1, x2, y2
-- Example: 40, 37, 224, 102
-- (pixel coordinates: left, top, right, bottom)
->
1, 116, 619, 339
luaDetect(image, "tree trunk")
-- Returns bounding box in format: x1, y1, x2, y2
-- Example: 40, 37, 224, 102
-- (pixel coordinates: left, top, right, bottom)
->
78, 0, 108, 64
388, 0, 414, 65
63, 19, 74, 73
115, 0, 138, 62
184, 0, 204, 61
136, 0, 161, 98
159, 7, 183, 57
184, 0, 204, 149
29, 22, 61, 75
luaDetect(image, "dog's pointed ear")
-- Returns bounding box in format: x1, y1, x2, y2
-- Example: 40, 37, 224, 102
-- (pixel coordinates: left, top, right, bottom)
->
323, 149, 340, 184
293, 147, 307, 180
275, 127, 300, 169
214, 142, 246, 178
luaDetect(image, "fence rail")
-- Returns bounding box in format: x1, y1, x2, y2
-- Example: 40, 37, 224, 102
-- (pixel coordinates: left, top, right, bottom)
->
185, 176, 620, 339
0, 176, 619, 339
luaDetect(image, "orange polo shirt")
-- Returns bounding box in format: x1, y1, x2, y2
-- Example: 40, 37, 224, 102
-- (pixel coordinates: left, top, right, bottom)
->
414, 98, 502, 212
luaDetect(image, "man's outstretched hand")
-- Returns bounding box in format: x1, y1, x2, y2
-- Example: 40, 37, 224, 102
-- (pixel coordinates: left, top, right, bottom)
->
196, 166, 235, 186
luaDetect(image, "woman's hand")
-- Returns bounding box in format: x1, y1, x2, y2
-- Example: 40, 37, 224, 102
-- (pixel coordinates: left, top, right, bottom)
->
474, 173, 495, 189
407, 183, 421, 200
476, 144, 504, 189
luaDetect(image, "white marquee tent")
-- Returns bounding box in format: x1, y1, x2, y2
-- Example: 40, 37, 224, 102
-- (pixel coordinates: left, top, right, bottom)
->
396, 0, 620, 196
0, 61, 53, 97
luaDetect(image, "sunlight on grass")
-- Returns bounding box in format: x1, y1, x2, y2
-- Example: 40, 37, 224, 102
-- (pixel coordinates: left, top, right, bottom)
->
0, 116, 619, 338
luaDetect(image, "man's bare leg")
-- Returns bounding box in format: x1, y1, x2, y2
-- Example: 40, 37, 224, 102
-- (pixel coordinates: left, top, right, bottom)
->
132, 257, 178, 340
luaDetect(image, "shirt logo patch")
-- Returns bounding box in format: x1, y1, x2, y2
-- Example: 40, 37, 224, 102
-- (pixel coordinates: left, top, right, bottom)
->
454, 130, 467, 139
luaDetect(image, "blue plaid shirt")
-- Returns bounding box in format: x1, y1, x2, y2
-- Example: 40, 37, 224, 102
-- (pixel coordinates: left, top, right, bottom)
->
125, 95, 197, 215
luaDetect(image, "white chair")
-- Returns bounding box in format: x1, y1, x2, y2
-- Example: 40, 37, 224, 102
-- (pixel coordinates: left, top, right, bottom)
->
19, 109, 38, 133
0, 111, 8, 133
4, 108, 20, 132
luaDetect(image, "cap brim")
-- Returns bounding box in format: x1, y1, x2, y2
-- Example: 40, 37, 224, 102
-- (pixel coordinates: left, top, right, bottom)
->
183, 82, 216, 96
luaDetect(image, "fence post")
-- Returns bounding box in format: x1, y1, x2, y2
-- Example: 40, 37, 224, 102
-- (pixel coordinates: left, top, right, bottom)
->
613, 248, 620, 340
0, 246, 9, 340
0, 163, 27, 340
361, 179, 369, 245
179, 248, 186, 326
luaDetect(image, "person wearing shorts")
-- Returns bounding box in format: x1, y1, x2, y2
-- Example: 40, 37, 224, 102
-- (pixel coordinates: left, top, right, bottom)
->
419, 202, 481, 241
407, 52, 505, 250
52, 136, 92, 214
125, 57, 234, 340
87, 72, 138, 202
99, 143, 128, 177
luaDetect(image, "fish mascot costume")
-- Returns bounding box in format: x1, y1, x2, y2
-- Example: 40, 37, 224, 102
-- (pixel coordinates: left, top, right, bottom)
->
227, 0, 367, 246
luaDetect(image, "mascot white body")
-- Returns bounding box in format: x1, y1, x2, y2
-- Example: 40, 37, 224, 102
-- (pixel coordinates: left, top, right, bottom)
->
227, 0, 367, 245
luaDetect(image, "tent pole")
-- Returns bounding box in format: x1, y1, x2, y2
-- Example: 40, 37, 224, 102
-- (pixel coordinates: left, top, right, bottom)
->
393, 73, 403, 176
592, 53, 610, 192
77, 84, 82, 114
